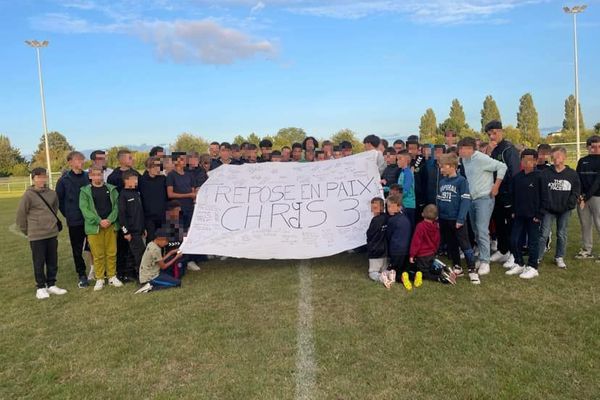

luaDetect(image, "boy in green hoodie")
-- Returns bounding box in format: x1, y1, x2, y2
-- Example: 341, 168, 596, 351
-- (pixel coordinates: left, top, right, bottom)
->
79, 166, 123, 291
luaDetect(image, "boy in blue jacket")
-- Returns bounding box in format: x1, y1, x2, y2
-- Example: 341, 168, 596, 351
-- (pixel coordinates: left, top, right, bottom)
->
436, 153, 479, 284
397, 151, 416, 228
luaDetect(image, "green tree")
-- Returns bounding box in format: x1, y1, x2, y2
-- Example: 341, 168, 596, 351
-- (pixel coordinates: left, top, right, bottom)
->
330, 129, 364, 152
516, 93, 540, 147
438, 99, 469, 136
31, 131, 74, 172
562, 94, 585, 133
273, 127, 306, 149
481, 95, 501, 133
594, 122, 600, 135
502, 125, 522, 146
247, 133, 261, 146
0, 135, 26, 177
419, 109, 438, 144
232, 135, 246, 145
171, 133, 209, 154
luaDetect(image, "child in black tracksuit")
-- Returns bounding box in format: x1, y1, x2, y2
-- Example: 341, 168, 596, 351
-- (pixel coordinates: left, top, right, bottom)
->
139, 156, 167, 242
366, 197, 392, 287
381, 148, 399, 197
507, 149, 543, 279
119, 170, 146, 280
385, 194, 411, 284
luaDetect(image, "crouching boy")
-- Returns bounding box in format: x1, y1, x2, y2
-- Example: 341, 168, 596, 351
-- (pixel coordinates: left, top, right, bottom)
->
136, 229, 183, 293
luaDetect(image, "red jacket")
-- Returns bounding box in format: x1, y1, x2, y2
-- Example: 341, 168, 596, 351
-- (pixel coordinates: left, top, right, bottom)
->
409, 220, 440, 258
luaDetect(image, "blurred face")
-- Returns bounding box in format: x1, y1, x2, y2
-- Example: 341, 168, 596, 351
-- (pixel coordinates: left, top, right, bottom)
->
155, 237, 168, 248
387, 201, 400, 215
209, 144, 219, 158
521, 155, 537, 172
119, 153, 133, 168
371, 201, 382, 215
440, 163, 456, 177
292, 147, 302, 161
486, 129, 503, 144
397, 155, 409, 168
305, 140, 316, 151
232, 148, 241, 159
281, 148, 291, 161
384, 153, 397, 165
271, 155, 282, 162
188, 155, 199, 168
220, 147, 231, 161
390, 188, 400, 197
124, 176, 138, 189
93, 153, 106, 168
333, 151, 342, 159
407, 144, 419, 158
445, 133, 456, 146
552, 150, 566, 166
70, 155, 85, 172
162, 157, 173, 172
458, 146, 474, 159
590, 142, 600, 155
434, 147, 444, 159
317, 153, 326, 161
200, 159, 211, 171
537, 150, 550, 164
175, 156, 186, 168
247, 149, 258, 163
32, 173, 48, 188
89, 170, 103, 186
261, 147, 271, 160
148, 161, 161, 177
422, 147, 432, 159
323, 144, 333, 156
394, 143, 404, 153
342, 147, 352, 157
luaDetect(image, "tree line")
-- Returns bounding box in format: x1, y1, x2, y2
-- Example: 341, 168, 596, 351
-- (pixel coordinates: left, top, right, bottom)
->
1, 94, 598, 177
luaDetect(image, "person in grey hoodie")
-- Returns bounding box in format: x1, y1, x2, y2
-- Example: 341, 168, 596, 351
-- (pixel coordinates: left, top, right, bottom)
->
16, 168, 68, 300
458, 137, 507, 276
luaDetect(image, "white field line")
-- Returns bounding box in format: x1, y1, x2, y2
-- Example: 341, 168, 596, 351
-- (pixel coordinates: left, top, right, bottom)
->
295, 260, 316, 400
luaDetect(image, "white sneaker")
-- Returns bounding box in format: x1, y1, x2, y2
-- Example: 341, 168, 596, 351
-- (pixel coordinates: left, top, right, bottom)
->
94, 279, 104, 291
519, 266, 539, 279
505, 265, 525, 276
490, 251, 510, 263
502, 254, 516, 269
47, 285, 67, 295
555, 257, 567, 269
574, 249, 594, 259
36, 288, 50, 299
468, 272, 481, 285
478, 262, 490, 276
187, 261, 201, 271
108, 276, 124, 287
135, 282, 153, 294
87, 265, 95, 281
379, 271, 392, 289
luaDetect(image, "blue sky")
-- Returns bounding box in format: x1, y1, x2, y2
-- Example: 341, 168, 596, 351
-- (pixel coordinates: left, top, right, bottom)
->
1, 0, 599, 154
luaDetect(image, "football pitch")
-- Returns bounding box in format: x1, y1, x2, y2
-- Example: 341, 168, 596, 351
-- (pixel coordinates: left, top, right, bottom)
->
1, 195, 599, 399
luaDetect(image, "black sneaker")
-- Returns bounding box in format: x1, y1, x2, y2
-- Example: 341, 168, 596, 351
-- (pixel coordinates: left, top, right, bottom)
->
78, 276, 89, 288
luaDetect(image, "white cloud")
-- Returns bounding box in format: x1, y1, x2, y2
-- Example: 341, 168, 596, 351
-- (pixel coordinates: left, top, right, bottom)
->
136, 19, 276, 64
251, 1, 266, 14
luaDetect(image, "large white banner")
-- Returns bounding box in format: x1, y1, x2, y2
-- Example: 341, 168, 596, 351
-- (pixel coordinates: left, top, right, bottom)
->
179, 151, 383, 259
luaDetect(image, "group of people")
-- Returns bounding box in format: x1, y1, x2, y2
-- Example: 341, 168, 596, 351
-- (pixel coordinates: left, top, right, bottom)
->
15, 121, 600, 299
367, 120, 600, 290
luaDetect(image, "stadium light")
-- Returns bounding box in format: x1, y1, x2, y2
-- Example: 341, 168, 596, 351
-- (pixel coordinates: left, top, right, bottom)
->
25, 40, 54, 188
563, 5, 587, 161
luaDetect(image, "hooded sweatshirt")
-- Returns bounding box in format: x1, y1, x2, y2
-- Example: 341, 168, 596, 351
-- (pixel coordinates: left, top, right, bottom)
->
139, 171, 167, 219
16, 186, 60, 241
540, 165, 581, 214
55, 169, 89, 226
386, 211, 412, 256
461, 151, 507, 200
409, 220, 440, 259
576, 154, 600, 201
366, 213, 388, 258
512, 170, 543, 220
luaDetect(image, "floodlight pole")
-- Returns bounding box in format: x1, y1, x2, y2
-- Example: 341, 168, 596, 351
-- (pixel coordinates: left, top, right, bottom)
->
563, 5, 587, 161
25, 40, 53, 188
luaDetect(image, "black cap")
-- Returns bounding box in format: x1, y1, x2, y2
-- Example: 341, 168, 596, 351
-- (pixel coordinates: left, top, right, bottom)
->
485, 120, 502, 132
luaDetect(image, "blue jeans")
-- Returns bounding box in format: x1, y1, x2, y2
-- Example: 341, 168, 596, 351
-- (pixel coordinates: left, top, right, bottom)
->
469, 197, 495, 263
538, 211, 571, 261
511, 216, 541, 268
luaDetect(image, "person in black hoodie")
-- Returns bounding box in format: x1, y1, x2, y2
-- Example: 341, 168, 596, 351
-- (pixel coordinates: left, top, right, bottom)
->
380, 147, 399, 197
139, 156, 167, 242
538, 146, 581, 269
386, 194, 410, 285
486, 120, 521, 266
406, 137, 428, 223
119, 170, 146, 281
108, 148, 142, 282
56, 151, 90, 288
366, 197, 393, 288
575, 135, 600, 259
506, 149, 543, 279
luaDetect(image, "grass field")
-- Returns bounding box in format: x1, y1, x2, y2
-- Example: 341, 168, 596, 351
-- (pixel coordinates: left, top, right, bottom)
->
1, 194, 599, 399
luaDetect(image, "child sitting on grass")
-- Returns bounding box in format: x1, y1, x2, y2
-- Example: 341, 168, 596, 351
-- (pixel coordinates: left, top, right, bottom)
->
366, 197, 394, 288
409, 204, 456, 287
135, 229, 183, 294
